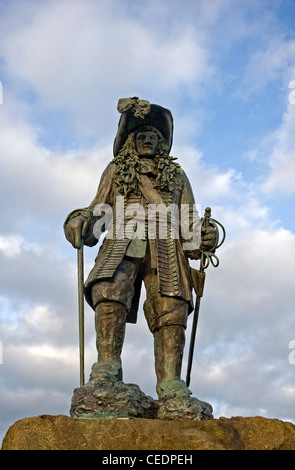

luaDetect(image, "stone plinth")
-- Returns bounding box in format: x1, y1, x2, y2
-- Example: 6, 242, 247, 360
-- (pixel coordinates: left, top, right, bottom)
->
2, 415, 295, 450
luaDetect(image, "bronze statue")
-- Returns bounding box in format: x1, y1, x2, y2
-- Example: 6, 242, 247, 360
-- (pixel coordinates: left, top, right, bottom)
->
64, 98, 222, 420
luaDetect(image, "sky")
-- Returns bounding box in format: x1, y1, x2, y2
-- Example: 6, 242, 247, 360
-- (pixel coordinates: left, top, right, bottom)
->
0, 0, 295, 443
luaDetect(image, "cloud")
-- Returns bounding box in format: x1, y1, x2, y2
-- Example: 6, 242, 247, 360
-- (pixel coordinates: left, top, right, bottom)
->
262, 103, 295, 196
237, 36, 295, 97
0, 0, 214, 141
0, 92, 113, 242
0, 235, 42, 258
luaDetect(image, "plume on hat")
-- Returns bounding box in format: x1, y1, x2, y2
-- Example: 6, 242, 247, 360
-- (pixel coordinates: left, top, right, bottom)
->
117, 97, 151, 119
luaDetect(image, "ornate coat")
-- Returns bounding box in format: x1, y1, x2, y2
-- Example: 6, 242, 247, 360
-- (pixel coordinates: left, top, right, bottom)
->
64, 161, 200, 323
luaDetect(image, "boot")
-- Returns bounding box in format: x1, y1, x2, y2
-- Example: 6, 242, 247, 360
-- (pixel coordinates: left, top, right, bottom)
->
90, 301, 126, 382
153, 324, 213, 420
154, 324, 191, 399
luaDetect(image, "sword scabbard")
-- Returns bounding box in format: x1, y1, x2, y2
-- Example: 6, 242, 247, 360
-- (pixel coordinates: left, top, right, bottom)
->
190, 267, 206, 298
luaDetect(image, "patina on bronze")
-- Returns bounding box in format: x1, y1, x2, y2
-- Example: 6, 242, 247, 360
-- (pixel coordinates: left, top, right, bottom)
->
64, 97, 224, 420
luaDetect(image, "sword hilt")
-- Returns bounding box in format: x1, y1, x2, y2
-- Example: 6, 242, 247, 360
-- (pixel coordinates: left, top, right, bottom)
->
200, 207, 226, 270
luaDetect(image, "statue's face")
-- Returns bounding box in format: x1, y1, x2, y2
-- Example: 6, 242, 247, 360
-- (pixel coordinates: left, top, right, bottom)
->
135, 131, 159, 157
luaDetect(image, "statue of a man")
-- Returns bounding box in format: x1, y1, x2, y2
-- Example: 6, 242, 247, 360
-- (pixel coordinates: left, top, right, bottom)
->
64, 98, 215, 418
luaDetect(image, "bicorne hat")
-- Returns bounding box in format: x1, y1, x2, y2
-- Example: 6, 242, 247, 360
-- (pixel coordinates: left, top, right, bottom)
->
113, 97, 173, 157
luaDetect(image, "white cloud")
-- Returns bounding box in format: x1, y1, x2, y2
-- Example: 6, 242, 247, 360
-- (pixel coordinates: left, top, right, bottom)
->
238, 37, 295, 97
0, 0, 214, 139
0, 235, 42, 257
0, 94, 112, 241
263, 103, 295, 195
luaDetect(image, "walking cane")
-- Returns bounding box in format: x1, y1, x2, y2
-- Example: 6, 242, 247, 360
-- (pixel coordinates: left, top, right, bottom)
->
77, 234, 85, 387
186, 207, 225, 387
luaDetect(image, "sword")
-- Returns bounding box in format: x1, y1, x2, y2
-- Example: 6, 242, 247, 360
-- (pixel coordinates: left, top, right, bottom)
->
77, 234, 85, 387
186, 207, 225, 387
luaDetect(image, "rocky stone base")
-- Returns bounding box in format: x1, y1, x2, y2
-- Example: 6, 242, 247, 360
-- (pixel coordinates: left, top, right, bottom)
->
156, 396, 213, 420
70, 381, 156, 419
70, 380, 213, 421
2, 415, 295, 450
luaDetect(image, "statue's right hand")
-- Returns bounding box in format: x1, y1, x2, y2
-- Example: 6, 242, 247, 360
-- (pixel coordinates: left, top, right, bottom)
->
64, 215, 89, 248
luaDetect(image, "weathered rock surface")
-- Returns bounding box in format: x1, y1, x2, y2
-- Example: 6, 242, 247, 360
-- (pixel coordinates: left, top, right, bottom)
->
155, 396, 213, 421
70, 380, 156, 419
70, 379, 212, 421
2, 415, 295, 450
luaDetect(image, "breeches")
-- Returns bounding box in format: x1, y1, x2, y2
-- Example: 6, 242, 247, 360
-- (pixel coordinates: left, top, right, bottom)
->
91, 256, 189, 333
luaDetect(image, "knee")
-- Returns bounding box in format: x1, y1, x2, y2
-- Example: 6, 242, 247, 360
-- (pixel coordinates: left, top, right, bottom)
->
91, 274, 135, 311
144, 296, 188, 333
94, 301, 126, 317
